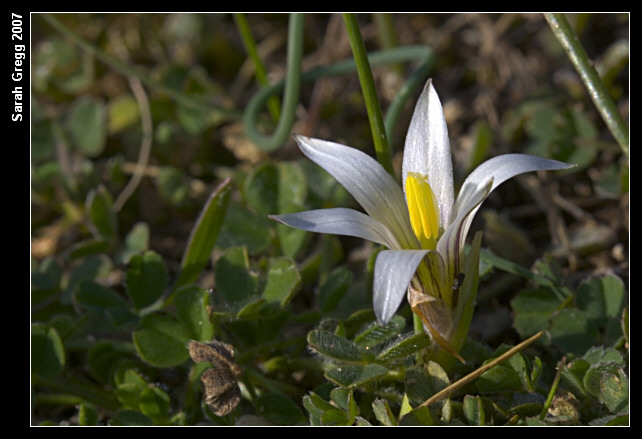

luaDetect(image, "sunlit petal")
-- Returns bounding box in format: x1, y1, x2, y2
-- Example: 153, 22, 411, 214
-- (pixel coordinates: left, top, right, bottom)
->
402, 79, 455, 227
455, 153, 574, 222
453, 153, 575, 262
269, 208, 399, 249
373, 249, 429, 324
294, 135, 417, 249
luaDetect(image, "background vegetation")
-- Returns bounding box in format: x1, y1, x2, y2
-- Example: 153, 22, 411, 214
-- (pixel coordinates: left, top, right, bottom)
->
31, 13, 628, 426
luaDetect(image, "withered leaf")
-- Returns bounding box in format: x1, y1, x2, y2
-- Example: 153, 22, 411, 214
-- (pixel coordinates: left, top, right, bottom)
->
189, 340, 242, 416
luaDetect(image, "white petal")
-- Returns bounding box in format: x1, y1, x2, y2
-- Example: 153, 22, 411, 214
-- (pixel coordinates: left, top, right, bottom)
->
294, 135, 416, 249
402, 79, 455, 227
373, 249, 429, 324
441, 153, 573, 281
269, 208, 399, 249
455, 153, 574, 221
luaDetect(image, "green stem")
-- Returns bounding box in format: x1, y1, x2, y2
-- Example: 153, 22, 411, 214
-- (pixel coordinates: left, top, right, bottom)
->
39, 13, 241, 119
242, 13, 304, 152
540, 356, 567, 420
233, 13, 281, 122
544, 13, 629, 158
343, 14, 394, 176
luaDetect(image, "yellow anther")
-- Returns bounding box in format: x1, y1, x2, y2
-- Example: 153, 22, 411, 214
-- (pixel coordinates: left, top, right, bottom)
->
405, 173, 440, 244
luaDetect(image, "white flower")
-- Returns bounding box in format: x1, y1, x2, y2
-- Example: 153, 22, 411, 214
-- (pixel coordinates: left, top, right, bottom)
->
271, 79, 573, 359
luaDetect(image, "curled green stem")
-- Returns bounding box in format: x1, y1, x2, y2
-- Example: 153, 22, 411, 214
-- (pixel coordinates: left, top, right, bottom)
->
544, 13, 629, 158
244, 45, 433, 155
242, 13, 304, 152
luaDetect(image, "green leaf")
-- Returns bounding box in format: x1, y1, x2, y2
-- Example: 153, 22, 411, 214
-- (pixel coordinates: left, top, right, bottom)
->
174, 179, 231, 290
321, 409, 352, 426
550, 308, 600, 355
583, 362, 624, 399
78, 403, 99, 426
576, 274, 626, 324
126, 251, 168, 310
261, 257, 301, 306
375, 332, 431, 365
562, 358, 590, 398
399, 406, 438, 426
87, 341, 133, 384
132, 313, 191, 368
510, 288, 561, 338
307, 329, 367, 363
62, 254, 113, 304
116, 222, 149, 264
354, 315, 405, 349
69, 238, 111, 259
463, 395, 485, 426
154, 166, 191, 208
600, 368, 628, 413
139, 386, 170, 419
109, 409, 154, 426
324, 363, 388, 388
174, 286, 214, 341
330, 387, 358, 418
405, 362, 450, 407
303, 392, 336, 419
243, 162, 279, 216
76, 280, 137, 327
31, 323, 65, 379
317, 266, 353, 313
276, 162, 308, 258
67, 96, 106, 157
86, 185, 118, 240
476, 360, 523, 394
214, 246, 258, 305
372, 398, 398, 426
254, 393, 306, 425
76, 279, 128, 310
218, 202, 272, 255
582, 346, 625, 366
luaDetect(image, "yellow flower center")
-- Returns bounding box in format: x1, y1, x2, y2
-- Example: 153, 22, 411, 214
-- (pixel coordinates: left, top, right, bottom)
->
405, 173, 440, 248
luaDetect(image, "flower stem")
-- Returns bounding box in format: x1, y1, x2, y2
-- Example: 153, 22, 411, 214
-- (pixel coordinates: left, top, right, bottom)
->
544, 13, 629, 158
343, 13, 395, 177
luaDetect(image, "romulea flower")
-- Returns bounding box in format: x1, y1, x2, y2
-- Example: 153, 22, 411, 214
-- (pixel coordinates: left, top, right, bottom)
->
270, 79, 573, 362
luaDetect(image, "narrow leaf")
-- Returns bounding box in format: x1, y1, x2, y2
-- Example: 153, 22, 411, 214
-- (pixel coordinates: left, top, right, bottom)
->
174, 178, 231, 291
